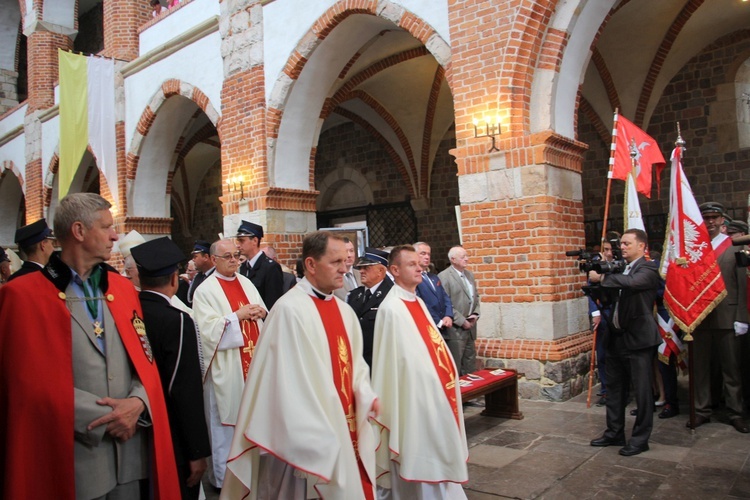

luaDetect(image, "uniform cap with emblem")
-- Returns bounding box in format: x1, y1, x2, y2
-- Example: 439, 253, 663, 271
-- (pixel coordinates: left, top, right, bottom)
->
699, 201, 725, 216
354, 247, 389, 268
191, 239, 211, 255
234, 220, 263, 239
131, 237, 186, 278
14, 219, 53, 247
119, 230, 146, 259
727, 220, 749, 235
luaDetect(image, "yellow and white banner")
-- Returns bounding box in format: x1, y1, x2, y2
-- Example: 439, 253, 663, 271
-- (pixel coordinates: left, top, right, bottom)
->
58, 50, 117, 203
624, 172, 645, 231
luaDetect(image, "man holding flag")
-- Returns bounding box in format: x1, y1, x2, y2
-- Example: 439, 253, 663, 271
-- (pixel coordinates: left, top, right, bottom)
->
691, 202, 749, 432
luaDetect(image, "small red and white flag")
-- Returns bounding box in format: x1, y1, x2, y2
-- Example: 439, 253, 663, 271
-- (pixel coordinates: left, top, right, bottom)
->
657, 308, 687, 370
610, 114, 666, 198
660, 147, 726, 333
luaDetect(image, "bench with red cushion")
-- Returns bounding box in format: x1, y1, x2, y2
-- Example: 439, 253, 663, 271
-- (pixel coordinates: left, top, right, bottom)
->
459, 368, 524, 419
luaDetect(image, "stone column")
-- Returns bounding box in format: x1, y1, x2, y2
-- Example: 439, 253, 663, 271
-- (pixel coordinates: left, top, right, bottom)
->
447, 0, 591, 400
24, 9, 74, 221
218, 0, 317, 258
0, 69, 19, 115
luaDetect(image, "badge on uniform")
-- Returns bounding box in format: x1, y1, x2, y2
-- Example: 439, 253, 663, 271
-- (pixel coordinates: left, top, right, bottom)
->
132, 311, 153, 362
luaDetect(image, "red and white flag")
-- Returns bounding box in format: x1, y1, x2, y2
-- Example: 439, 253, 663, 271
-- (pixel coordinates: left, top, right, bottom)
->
610, 114, 666, 198
660, 147, 726, 333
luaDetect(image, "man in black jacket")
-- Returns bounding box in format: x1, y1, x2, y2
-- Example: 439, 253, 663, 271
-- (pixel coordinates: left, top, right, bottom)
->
132, 237, 211, 499
588, 228, 661, 456
8, 218, 55, 281
235, 220, 284, 310
346, 247, 393, 370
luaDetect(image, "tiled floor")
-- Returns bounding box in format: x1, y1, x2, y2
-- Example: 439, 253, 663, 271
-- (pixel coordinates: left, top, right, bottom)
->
205, 381, 750, 499
463, 387, 750, 499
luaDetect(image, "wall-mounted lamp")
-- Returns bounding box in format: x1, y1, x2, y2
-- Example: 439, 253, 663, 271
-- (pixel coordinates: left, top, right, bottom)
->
226, 176, 245, 200
473, 115, 502, 152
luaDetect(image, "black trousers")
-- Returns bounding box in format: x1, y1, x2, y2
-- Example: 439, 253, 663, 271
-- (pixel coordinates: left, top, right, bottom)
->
603, 334, 656, 448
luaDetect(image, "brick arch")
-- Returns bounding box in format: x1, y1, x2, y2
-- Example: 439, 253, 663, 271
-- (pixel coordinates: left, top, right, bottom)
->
503, 0, 559, 133
126, 79, 220, 218
530, 0, 618, 138
42, 146, 114, 217
634, 0, 706, 126
267, 0, 451, 193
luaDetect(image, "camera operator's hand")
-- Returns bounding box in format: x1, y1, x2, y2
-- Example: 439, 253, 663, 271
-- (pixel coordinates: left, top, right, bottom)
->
588, 270, 602, 283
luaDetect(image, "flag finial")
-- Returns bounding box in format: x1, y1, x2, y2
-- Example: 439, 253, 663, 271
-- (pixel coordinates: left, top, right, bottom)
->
675, 122, 685, 149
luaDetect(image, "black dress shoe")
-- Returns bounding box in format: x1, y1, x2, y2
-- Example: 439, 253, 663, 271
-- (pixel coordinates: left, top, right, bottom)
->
658, 404, 679, 419
686, 415, 710, 428
590, 435, 626, 447
731, 418, 750, 433
595, 396, 607, 407
619, 443, 649, 456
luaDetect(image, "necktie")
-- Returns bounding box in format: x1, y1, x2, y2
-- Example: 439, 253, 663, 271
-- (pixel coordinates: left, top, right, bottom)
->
612, 264, 632, 330
365, 289, 372, 302
81, 267, 102, 318
423, 272, 436, 292
345, 272, 356, 290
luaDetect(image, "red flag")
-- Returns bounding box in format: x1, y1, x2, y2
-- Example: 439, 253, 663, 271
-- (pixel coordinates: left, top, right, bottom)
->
660, 147, 726, 333
610, 114, 666, 198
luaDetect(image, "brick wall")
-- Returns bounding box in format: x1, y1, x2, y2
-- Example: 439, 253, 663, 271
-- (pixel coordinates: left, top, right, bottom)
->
171, 160, 224, 255
74, 3, 104, 55
581, 31, 750, 237
314, 121, 460, 268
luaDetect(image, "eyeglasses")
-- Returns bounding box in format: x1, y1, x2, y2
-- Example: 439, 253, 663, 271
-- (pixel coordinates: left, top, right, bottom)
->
215, 252, 241, 260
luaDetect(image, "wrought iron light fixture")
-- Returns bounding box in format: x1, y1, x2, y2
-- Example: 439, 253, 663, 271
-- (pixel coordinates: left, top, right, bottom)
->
473, 115, 502, 152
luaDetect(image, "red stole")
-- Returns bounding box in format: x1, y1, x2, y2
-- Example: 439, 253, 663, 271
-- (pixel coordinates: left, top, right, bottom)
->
714, 236, 732, 258
218, 278, 260, 379
402, 299, 460, 427
0, 271, 180, 500
311, 297, 374, 500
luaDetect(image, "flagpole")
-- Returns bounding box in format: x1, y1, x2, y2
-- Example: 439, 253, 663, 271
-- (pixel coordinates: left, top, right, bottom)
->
586, 323, 598, 408
674, 123, 696, 432
600, 109, 619, 246
587, 110, 619, 407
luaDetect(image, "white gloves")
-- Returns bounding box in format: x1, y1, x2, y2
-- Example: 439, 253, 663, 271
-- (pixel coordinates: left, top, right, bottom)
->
735, 321, 748, 336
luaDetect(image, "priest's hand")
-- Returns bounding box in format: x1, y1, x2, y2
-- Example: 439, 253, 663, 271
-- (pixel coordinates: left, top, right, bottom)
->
237, 303, 267, 321
187, 458, 207, 487
369, 398, 381, 418
88, 397, 145, 442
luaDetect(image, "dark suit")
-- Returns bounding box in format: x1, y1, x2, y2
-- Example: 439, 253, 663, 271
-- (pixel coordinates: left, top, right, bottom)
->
599, 257, 661, 449
282, 271, 297, 294
693, 238, 748, 419
415, 272, 453, 332
7, 260, 43, 282
187, 267, 214, 306
347, 278, 394, 370
239, 254, 284, 310
139, 291, 211, 500
176, 278, 190, 305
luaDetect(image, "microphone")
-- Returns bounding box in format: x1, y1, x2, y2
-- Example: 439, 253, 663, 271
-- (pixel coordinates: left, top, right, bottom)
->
731, 234, 750, 246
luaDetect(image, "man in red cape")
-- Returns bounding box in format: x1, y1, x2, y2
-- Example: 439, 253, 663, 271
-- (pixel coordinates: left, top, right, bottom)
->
0, 193, 179, 499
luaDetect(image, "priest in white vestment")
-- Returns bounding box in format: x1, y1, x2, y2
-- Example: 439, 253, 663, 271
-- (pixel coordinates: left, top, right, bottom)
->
372, 245, 468, 500
222, 231, 378, 500
193, 239, 267, 489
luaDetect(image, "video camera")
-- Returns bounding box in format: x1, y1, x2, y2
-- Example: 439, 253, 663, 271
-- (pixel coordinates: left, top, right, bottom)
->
565, 240, 627, 276
566, 238, 627, 312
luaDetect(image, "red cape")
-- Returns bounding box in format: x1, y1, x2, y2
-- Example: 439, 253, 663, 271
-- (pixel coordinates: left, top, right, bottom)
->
0, 269, 180, 499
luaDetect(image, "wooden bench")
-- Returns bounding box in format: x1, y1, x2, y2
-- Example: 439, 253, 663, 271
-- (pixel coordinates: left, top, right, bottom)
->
459, 368, 524, 420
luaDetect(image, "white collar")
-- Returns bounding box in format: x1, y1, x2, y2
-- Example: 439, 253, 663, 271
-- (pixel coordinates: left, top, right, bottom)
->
215, 271, 237, 281
297, 277, 335, 301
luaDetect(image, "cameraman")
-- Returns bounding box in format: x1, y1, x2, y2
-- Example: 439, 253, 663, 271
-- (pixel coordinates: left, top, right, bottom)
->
589, 240, 614, 406
587, 229, 661, 456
